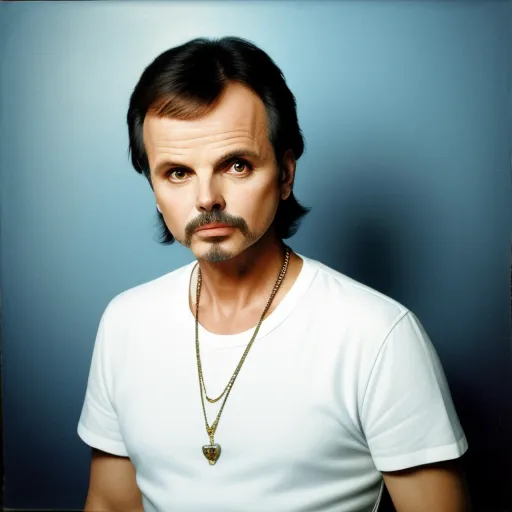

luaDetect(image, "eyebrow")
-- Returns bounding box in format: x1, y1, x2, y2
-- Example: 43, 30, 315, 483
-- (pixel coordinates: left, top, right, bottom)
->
154, 149, 261, 175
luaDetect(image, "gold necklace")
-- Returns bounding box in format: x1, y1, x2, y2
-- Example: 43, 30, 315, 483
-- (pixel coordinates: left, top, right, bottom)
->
194, 246, 291, 465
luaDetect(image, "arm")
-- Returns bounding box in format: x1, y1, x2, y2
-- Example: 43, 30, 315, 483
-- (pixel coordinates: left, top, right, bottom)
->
84, 448, 143, 512
79, 307, 141, 510
382, 459, 472, 512
360, 311, 470, 510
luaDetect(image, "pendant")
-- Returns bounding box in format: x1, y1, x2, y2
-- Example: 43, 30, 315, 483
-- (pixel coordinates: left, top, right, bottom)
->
202, 443, 221, 465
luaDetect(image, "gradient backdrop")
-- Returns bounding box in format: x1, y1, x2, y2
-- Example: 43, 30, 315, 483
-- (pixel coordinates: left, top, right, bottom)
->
0, 1, 511, 511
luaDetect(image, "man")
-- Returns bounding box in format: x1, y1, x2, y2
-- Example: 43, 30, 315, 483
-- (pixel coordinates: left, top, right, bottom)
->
77, 36, 471, 511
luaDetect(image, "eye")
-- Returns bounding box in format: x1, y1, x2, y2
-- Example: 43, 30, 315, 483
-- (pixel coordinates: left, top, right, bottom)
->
230, 160, 251, 174
167, 169, 188, 181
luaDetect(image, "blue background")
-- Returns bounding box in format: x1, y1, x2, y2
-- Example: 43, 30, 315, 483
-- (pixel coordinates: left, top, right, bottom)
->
0, 1, 511, 510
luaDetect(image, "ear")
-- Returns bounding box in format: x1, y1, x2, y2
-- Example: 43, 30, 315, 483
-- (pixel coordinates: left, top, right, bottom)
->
279, 149, 296, 201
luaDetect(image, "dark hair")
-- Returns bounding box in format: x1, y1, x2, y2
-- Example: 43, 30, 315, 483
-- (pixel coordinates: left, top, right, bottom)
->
126, 36, 311, 244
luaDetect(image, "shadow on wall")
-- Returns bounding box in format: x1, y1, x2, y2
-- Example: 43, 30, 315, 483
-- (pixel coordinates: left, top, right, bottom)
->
316, 158, 512, 512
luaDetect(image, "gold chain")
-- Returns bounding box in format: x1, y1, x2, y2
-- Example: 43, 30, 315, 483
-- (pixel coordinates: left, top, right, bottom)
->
194, 245, 291, 464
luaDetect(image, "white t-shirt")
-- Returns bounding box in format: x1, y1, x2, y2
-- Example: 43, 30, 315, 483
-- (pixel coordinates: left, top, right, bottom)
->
77, 253, 468, 512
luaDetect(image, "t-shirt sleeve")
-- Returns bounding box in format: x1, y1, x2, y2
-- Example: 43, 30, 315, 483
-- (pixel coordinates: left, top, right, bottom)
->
77, 304, 129, 457
360, 310, 468, 472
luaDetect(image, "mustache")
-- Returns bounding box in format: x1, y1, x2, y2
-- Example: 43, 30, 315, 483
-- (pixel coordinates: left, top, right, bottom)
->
185, 211, 249, 237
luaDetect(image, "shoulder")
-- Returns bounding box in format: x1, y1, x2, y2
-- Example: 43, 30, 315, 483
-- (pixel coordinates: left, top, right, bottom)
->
298, 253, 423, 366
300, 254, 413, 351
102, 260, 194, 327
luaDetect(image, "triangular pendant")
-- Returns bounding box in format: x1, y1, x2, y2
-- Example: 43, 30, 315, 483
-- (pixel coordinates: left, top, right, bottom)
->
202, 443, 221, 465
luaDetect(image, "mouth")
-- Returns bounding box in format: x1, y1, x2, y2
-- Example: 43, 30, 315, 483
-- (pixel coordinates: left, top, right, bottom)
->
195, 223, 233, 232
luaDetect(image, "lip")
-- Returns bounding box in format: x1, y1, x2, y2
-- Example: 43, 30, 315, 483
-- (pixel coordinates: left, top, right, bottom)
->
195, 223, 233, 232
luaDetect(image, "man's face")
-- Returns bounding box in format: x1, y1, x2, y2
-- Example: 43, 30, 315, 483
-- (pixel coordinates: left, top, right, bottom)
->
143, 82, 289, 263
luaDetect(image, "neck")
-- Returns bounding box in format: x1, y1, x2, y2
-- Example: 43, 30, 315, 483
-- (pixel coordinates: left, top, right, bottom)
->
193, 231, 289, 316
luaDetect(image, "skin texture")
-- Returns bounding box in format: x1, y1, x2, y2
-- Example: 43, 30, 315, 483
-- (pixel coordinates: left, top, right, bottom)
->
143, 81, 304, 334
382, 459, 472, 512
83, 448, 143, 512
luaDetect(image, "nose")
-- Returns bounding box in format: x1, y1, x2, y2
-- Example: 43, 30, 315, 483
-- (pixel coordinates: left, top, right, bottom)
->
195, 174, 226, 213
